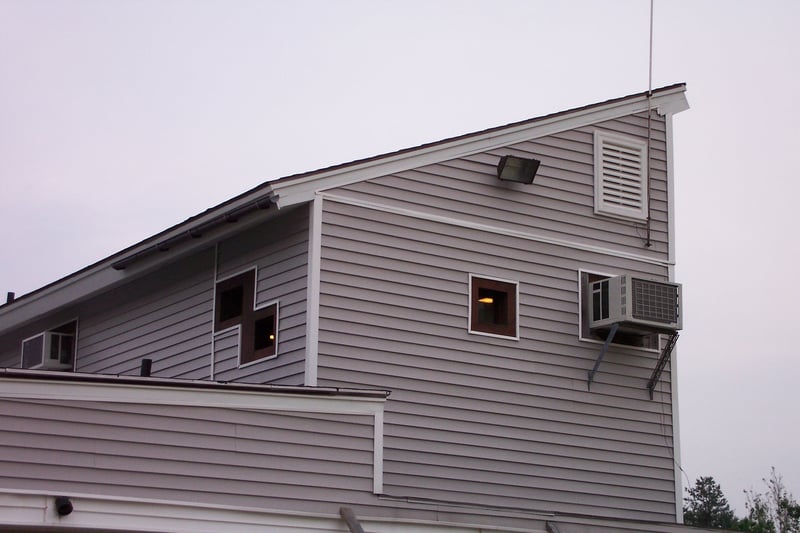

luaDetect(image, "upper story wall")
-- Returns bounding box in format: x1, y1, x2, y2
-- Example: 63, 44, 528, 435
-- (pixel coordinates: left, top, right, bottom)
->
0, 206, 310, 386
313, 110, 679, 522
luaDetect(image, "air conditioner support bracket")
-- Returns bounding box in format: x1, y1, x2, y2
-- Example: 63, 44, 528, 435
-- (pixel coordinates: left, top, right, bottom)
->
647, 332, 679, 399
587, 323, 618, 391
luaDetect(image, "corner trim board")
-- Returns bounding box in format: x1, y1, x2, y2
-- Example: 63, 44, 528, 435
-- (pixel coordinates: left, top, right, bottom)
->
304, 195, 323, 386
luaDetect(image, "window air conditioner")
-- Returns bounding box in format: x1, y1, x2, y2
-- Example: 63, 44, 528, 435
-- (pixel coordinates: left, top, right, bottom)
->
21, 331, 75, 370
589, 275, 682, 334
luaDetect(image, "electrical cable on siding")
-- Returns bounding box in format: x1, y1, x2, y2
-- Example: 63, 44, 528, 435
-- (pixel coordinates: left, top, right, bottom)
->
656, 367, 691, 489
210, 242, 219, 381
645, 0, 655, 248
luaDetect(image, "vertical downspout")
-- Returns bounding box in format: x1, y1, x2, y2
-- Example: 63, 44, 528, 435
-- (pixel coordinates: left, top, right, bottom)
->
304, 195, 323, 386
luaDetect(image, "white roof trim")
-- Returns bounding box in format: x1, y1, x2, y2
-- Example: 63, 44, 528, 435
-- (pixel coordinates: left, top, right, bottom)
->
270, 86, 689, 208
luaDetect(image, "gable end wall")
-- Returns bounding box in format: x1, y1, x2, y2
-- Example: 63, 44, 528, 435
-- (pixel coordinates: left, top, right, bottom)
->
315, 111, 677, 521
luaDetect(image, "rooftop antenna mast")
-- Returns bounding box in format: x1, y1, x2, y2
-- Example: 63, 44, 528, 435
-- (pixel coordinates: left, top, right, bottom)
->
645, 0, 654, 247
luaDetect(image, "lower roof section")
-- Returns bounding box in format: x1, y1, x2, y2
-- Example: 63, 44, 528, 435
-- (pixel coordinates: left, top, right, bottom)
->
0, 368, 389, 400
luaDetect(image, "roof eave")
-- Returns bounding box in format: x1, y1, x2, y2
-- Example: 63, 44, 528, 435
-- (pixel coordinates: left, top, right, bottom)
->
270, 84, 689, 208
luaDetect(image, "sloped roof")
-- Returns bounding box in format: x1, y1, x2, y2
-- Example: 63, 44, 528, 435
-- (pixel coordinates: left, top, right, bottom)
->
0, 84, 688, 333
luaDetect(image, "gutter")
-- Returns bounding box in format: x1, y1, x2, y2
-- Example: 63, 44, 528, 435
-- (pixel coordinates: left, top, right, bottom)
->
0, 368, 390, 399
111, 194, 278, 270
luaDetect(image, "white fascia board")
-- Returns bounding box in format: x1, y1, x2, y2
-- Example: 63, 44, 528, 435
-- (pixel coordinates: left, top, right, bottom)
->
271, 87, 689, 208
0, 377, 385, 416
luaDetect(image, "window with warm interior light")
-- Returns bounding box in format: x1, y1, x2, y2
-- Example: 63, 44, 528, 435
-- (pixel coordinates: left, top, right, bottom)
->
469, 275, 518, 339
214, 269, 278, 365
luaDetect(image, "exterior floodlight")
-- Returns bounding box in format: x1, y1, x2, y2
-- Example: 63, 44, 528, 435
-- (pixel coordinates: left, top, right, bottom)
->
497, 155, 541, 184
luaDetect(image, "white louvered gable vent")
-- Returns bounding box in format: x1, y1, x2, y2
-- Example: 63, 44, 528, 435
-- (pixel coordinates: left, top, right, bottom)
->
594, 130, 648, 221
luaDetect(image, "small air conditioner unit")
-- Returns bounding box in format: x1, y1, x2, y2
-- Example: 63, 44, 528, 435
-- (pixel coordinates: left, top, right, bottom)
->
589, 275, 682, 334
21, 331, 75, 370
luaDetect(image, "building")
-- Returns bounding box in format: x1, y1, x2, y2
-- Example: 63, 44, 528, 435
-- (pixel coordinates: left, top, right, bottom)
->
0, 84, 706, 532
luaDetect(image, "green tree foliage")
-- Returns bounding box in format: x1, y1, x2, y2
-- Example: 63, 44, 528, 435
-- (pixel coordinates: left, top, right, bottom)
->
684, 476, 737, 529
738, 468, 800, 533
738, 491, 774, 533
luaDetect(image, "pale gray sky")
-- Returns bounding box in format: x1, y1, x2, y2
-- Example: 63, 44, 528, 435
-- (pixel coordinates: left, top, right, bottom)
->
2, 0, 798, 515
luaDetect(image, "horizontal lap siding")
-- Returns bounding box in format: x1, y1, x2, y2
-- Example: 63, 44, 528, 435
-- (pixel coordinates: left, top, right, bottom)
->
77, 247, 215, 378
1, 208, 309, 385
316, 194, 676, 521
214, 206, 309, 385
334, 112, 669, 261
0, 398, 375, 513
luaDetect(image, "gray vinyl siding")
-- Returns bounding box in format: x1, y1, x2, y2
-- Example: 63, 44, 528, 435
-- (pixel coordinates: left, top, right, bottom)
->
332, 112, 670, 261
0, 208, 309, 386
77, 247, 216, 378
315, 114, 676, 522
0, 397, 376, 514
213, 205, 309, 384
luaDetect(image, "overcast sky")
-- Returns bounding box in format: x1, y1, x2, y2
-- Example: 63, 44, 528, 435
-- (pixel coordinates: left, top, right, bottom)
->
2, 0, 798, 515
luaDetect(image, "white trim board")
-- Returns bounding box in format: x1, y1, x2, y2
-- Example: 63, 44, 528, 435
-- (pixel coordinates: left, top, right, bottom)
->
665, 112, 684, 522
304, 195, 323, 386
321, 192, 673, 267
272, 87, 689, 207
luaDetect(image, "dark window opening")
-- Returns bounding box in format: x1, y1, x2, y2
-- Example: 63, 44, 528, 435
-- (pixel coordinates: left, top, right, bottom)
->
247, 306, 277, 364
214, 271, 255, 332
218, 285, 244, 324
470, 276, 517, 338
477, 288, 508, 326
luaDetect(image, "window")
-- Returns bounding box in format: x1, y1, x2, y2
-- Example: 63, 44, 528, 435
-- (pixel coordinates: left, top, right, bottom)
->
21, 320, 77, 371
249, 306, 277, 364
469, 275, 518, 339
214, 270, 278, 365
578, 270, 658, 349
594, 130, 648, 221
